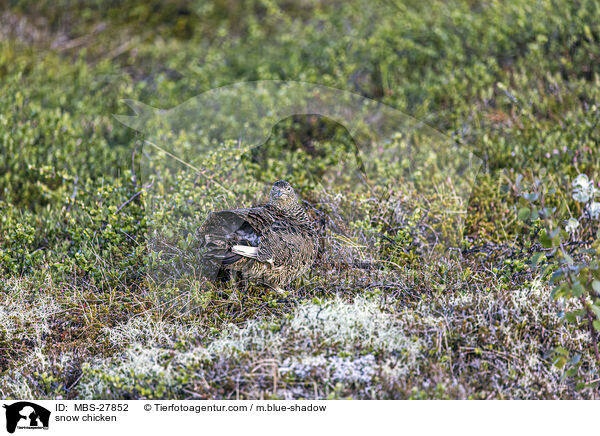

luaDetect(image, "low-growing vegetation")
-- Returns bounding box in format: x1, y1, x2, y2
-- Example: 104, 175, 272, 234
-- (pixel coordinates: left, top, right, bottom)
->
1, 0, 600, 399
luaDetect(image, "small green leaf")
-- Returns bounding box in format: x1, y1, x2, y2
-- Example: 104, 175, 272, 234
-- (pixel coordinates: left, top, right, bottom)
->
563, 252, 574, 266
555, 346, 569, 356
550, 269, 564, 283
572, 282, 584, 297
565, 312, 577, 322
540, 231, 553, 248
530, 252, 545, 268
518, 207, 531, 221
569, 354, 581, 365
553, 355, 566, 369
590, 304, 600, 319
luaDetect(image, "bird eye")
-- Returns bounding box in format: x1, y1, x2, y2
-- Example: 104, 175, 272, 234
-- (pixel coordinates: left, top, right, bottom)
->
287, 186, 292, 191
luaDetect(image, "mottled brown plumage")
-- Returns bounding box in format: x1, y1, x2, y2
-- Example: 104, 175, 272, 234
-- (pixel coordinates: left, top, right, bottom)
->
198, 181, 318, 292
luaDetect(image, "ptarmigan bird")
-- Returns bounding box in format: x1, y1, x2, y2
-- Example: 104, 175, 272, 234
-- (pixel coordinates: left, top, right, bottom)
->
198, 181, 318, 293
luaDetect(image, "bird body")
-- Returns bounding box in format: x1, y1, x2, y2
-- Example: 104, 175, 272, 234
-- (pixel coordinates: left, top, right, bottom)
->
198, 181, 318, 292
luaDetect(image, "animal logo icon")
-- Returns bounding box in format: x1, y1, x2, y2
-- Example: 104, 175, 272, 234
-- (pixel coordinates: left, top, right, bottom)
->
3, 402, 51, 433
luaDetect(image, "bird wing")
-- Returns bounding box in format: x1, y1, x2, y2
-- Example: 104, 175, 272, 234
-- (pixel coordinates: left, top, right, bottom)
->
256, 219, 314, 265
227, 207, 275, 234
197, 207, 276, 267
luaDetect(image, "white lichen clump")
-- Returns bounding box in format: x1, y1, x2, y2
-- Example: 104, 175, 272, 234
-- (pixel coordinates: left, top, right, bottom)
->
78, 296, 422, 397
280, 354, 377, 383
572, 174, 598, 203
106, 314, 203, 347
0, 276, 60, 343
291, 296, 420, 354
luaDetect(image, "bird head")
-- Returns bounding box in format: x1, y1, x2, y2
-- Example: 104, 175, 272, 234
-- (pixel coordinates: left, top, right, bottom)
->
269, 180, 299, 210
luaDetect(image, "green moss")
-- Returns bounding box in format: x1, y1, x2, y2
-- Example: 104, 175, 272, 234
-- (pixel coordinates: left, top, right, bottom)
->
2, 0, 600, 399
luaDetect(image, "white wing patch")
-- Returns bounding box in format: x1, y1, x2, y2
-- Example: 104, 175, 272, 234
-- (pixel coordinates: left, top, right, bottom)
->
232, 245, 259, 259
